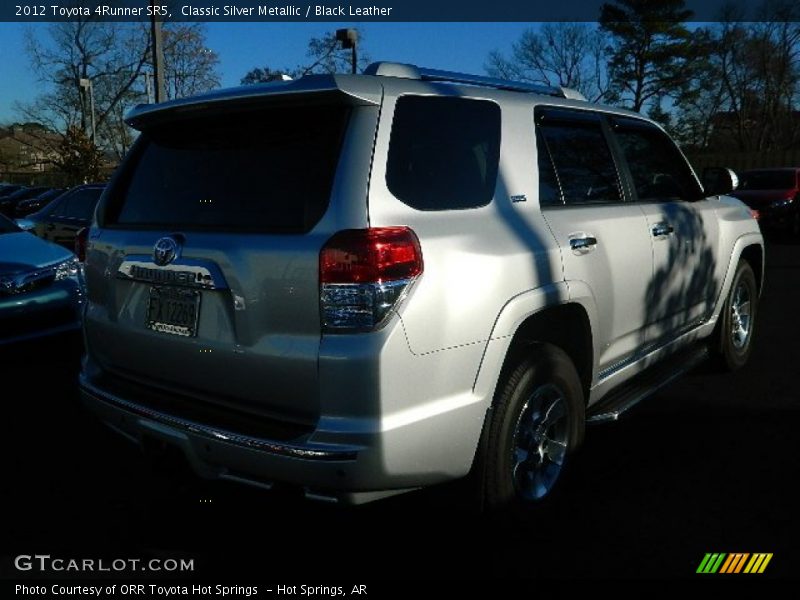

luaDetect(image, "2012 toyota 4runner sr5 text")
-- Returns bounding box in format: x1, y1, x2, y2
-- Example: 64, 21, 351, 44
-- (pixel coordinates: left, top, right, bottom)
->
79, 62, 763, 511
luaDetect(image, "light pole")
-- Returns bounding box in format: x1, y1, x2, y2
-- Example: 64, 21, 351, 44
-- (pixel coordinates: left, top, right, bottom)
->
143, 71, 154, 104
78, 78, 96, 144
149, 0, 166, 102
335, 29, 358, 74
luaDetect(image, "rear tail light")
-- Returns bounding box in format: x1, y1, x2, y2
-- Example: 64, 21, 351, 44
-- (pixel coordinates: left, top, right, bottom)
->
320, 227, 423, 332
75, 227, 88, 262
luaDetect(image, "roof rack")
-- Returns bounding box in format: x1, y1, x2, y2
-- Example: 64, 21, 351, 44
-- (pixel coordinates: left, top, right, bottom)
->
363, 62, 586, 101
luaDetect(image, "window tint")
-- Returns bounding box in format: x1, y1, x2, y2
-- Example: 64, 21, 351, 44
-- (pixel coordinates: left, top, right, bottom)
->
0, 214, 19, 233
535, 128, 562, 206
614, 124, 701, 202
107, 105, 350, 232
58, 189, 101, 219
537, 120, 621, 205
386, 96, 500, 210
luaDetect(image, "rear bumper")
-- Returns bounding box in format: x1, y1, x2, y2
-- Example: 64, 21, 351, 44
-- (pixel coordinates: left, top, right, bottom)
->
79, 319, 490, 503
79, 371, 485, 504
80, 373, 391, 503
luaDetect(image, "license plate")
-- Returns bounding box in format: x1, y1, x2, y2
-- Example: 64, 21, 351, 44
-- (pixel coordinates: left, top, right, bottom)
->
146, 286, 201, 337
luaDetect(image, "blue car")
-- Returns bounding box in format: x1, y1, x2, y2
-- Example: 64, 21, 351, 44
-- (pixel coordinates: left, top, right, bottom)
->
0, 213, 83, 345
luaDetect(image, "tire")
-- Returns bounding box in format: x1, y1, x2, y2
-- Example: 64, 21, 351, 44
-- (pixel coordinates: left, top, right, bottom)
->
479, 344, 585, 513
714, 260, 758, 371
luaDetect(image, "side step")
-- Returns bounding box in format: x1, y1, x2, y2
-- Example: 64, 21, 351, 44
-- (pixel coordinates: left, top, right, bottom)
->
586, 345, 709, 423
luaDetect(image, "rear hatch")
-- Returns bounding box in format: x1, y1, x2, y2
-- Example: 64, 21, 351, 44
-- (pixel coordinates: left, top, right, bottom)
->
84, 82, 379, 427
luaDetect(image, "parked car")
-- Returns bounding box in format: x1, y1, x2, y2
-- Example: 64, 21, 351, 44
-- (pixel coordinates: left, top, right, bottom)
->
0, 186, 50, 217
730, 168, 800, 236
79, 63, 763, 510
15, 187, 66, 217
26, 184, 105, 250
0, 184, 25, 199
0, 213, 83, 345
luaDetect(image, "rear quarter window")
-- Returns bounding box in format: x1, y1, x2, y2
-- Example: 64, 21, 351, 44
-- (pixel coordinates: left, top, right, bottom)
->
386, 96, 501, 211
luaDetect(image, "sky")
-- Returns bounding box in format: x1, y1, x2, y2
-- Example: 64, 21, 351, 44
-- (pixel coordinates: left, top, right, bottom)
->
0, 22, 538, 123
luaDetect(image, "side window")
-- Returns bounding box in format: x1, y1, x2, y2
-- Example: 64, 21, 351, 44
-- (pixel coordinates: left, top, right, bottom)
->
535, 128, 562, 206
386, 96, 501, 210
537, 119, 622, 205
58, 189, 100, 219
613, 123, 702, 202
50, 191, 74, 217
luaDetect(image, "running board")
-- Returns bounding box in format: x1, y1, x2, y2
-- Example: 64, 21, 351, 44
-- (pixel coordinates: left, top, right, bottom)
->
586, 345, 709, 423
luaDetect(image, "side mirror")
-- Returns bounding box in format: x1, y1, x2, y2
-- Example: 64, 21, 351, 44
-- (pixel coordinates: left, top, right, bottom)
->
702, 167, 739, 196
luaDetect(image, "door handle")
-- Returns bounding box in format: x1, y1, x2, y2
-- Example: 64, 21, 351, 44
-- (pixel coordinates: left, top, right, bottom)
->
652, 223, 674, 238
569, 236, 598, 252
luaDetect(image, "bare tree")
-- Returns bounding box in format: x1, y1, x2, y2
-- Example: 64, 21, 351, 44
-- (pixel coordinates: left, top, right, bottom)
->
715, 18, 800, 150
486, 23, 611, 102
241, 29, 370, 85
676, 1, 800, 152
163, 24, 221, 100
16, 19, 221, 162
20, 20, 150, 140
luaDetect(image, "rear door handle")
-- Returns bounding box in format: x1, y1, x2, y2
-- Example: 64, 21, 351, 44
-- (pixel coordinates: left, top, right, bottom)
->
569, 236, 598, 253
652, 223, 674, 238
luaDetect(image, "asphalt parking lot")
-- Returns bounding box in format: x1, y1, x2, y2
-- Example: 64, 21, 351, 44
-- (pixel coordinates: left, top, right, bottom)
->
2, 233, 798, 580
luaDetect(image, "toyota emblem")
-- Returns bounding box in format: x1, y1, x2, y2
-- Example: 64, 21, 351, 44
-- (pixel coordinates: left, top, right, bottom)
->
153, 236, 180, 266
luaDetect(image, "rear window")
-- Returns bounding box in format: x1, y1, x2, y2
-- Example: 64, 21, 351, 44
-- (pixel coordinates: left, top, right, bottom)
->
106, 105, 350, 233
386, 96, 501, 210
56, 188, 102, 219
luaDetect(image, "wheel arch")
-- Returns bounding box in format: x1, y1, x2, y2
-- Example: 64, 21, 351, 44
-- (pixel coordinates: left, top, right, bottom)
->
712, 233, 765, 324
473, 282, 597, 409
739, 243, 764, 296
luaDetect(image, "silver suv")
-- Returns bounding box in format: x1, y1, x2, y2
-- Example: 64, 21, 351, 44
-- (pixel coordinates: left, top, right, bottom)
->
80, 62, 763, 509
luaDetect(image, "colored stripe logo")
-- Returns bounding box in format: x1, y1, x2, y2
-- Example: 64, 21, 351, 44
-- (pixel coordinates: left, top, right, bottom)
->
697, 553, 773, 574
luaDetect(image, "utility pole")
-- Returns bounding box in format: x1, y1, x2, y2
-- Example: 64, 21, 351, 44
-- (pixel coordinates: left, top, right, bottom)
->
150, 0, 166, 102
79, 78, 96, 143
144, 71, 154, 104
335, 29, 358, 74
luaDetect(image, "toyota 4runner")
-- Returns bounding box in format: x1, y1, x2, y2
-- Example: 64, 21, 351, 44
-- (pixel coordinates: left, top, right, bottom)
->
79, 62, 764, 509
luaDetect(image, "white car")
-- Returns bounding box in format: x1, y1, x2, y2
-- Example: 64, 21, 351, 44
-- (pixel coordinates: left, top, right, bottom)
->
79, 62, 763, 510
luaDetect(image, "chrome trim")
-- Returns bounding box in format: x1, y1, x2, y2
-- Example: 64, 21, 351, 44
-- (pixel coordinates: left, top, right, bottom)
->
153, 236, 181, 266
569, 236, 597, 251
730, 280, 752, 350
597, 319, 705, 382
117, 256, 228, 290
511, 382, 568, 501
80, 376, 359, 462
652, 223, 675, 238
